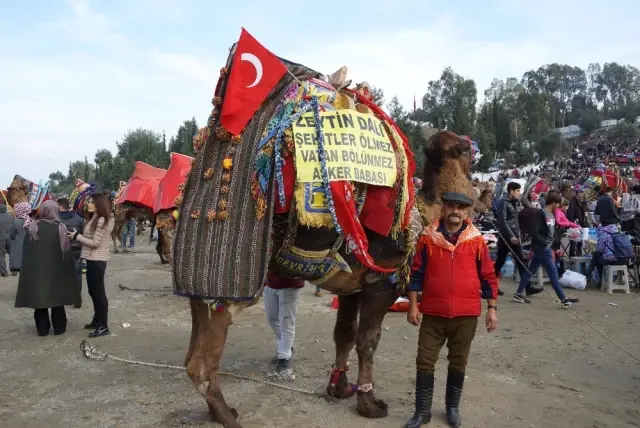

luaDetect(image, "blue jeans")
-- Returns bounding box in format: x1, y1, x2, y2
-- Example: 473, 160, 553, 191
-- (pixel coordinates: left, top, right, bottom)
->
122, 220, 136, 247
263, 287, 300, 360
516, 247, 566, 300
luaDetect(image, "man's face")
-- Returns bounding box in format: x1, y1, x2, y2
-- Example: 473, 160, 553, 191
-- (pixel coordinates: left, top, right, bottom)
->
443, 202, 468, 227
509, 189, 521, 200
58, 204, 66, 212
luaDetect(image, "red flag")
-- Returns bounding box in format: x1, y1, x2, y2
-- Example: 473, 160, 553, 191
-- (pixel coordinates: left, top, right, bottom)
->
219, 28, 288, 135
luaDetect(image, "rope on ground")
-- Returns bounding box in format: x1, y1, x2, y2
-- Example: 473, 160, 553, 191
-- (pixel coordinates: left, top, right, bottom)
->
486, 209, 640, 363
117, 284, 173, 292
79, 340, 321, 396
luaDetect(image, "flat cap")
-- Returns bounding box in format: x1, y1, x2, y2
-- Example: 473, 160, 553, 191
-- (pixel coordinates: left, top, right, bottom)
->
441, 192, 473, 207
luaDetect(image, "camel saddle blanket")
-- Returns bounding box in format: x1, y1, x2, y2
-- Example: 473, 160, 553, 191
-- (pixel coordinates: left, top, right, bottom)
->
172, 52, 319, 300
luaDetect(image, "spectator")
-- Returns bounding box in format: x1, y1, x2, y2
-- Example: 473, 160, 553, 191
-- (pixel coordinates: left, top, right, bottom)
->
566, 188, 587, 256
121, 209, 136, 251
554, 199, 580, 229
14, 201, 80, 336
8, 202, 31, 276
594, 187, 619, 226
621, 185, 640, 236
69, 192, 115, 338
513, 192, 579, 308
58, 197, 85, 308
264, 271, 303, 380
0, 203, 12, 277
494, 182, 542, 296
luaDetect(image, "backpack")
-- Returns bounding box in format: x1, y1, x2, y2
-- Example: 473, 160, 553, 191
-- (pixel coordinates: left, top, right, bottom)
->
605, 231, 634, 260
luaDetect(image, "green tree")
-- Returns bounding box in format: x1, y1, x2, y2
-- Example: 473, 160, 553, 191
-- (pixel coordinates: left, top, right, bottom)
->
168, 118, 198, 156
537, 131, 563, 161
422, 67, 477, 136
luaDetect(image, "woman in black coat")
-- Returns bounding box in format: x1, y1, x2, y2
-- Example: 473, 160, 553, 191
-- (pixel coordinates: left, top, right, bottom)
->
14, 200, 80, 336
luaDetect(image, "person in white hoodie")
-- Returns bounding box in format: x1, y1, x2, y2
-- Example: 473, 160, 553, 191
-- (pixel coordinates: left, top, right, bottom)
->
621, 185, 640, 236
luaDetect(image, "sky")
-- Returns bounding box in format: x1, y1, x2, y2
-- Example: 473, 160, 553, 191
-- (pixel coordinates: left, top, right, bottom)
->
1, 0, 639, 187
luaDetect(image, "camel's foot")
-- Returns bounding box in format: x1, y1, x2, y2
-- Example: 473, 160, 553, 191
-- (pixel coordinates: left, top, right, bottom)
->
356, 390, 388, 419
160, 258, 169, 265
325, 370, 356, 400
207, 394, 241, 427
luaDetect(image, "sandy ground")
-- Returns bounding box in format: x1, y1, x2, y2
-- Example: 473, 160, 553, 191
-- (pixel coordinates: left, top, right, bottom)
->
1, 241, 640, 428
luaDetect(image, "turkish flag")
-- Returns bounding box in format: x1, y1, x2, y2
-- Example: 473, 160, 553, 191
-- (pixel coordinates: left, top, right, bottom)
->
219, 28, 288, 135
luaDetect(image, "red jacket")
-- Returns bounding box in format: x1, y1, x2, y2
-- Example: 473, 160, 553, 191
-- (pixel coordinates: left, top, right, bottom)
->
408, 219, 498, 318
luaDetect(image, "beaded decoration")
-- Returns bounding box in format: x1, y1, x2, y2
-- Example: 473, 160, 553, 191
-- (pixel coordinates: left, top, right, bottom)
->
310, 96, 340, 233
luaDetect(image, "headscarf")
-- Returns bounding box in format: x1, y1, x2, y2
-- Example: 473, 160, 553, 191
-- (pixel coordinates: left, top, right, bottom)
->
13, 202, 32, 226
27, 200, 70, 256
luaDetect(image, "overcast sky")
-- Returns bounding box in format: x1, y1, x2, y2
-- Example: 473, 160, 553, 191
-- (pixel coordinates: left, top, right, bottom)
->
1, 0, 638, 186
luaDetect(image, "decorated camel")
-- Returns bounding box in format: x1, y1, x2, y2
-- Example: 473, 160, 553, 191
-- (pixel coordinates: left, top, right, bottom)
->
171, 30, 482, 428
152, 152, 193, 264
5, 175, 51, 212
113, 162, 166, 253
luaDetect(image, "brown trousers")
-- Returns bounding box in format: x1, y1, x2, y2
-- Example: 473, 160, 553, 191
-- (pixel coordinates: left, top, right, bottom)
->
416, 315, 478, 373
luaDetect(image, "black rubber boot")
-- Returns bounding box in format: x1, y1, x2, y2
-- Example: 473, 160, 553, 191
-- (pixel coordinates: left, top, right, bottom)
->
404, 371, 434, 427
445, 370, 464, 427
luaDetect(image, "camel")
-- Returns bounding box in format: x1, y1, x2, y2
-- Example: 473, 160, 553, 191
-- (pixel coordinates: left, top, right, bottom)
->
179, 128, 477, 427
111, 204, 153, 253
5, 175, 50, 210
153, 209, 175, 264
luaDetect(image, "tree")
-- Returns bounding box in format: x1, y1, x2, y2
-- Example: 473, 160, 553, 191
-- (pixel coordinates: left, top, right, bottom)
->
606, 122, 640, 140
168, 118, 198, 156
537, 131, 563, 161
422, 67, 477, 136
474, 125, 497, 171
370, 86, 385, 106
116, 128, 168, 178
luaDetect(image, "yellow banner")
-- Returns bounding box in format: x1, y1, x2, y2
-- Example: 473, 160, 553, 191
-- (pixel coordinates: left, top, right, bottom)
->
292, 110, 397, 187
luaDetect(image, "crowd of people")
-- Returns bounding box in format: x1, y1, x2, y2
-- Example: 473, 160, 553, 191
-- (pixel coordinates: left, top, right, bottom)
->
1, 190, 115, 338
2, 134, 640, 428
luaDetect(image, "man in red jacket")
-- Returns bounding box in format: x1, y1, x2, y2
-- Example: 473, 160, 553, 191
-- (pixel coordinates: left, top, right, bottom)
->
405, 192, 499, 428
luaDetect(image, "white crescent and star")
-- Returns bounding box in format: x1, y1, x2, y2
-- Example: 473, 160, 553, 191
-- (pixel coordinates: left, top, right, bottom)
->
240, 52, 263, 88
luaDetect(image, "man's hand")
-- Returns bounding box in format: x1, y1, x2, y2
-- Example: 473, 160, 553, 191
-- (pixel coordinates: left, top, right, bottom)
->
486, 309, 498, 332
510, 236, 519, 245
407, 305, 422, 326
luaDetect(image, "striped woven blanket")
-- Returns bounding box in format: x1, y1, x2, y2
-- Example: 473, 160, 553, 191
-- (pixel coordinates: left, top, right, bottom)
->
172, 50, 319, 300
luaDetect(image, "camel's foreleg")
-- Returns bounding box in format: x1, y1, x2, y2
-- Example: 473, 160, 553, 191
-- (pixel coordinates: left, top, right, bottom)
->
326, 292, 361, 399
354, 277, 397, 419
186, 299, 241, 428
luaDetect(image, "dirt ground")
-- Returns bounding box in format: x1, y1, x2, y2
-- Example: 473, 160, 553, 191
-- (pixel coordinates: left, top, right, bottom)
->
1, 241, 639, 428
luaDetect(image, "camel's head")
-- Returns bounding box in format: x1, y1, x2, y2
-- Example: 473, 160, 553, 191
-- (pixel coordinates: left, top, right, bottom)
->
6, 176, 30, 207
475, 185, 495, 213
419, 130, 477, 203
423, 131, 473, 176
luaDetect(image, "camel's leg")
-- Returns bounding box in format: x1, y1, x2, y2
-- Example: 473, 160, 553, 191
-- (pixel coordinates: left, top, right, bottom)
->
354, 279, 397, 419
184, 299, 198, 367
186, 299, 241, 427
326, 292, 360, 399
156, 233, 168, 264
112, 234, 119, 253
